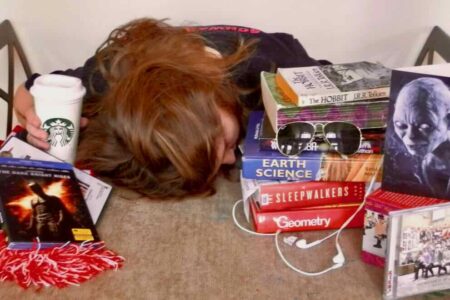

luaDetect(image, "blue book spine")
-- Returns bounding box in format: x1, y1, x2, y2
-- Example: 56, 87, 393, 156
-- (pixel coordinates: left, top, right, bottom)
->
0, 157, 73, 170
242, 111, 323, 181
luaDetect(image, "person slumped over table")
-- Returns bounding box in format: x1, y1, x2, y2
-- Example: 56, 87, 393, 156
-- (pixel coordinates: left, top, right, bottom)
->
14, 18, 325, 199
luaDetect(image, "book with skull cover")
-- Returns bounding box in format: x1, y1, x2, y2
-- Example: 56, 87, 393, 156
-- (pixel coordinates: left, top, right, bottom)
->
382, 63, 450, 200
0, 157, 100, 249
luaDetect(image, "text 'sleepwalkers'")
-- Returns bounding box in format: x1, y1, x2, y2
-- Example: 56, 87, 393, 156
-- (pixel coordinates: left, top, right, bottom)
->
272, 216, 332, 229
264, 186, 350, 205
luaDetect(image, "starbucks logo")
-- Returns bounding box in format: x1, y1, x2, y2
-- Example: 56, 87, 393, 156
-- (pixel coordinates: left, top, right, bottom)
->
42, 118, 75, 147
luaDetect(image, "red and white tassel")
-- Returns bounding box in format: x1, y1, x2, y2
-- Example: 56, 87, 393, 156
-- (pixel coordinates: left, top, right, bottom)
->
0, 230, 125, 289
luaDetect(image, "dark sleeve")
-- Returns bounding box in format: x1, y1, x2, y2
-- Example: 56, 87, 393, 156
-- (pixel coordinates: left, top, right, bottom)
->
196, 26, 328, 109
24, 56, 108, 99
24, 67, 85, 90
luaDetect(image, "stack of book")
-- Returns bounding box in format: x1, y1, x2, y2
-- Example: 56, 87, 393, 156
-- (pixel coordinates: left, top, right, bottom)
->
240, 61, 390, 233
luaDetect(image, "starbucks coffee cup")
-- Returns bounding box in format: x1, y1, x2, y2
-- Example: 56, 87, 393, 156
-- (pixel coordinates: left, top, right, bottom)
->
30, 74, 86, 164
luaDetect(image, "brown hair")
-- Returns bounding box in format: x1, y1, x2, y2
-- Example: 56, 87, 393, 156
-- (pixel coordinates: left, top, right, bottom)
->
77, 18, 254, 199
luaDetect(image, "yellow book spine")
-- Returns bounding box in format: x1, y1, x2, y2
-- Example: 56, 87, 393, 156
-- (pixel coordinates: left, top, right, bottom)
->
275, 72, 299, 105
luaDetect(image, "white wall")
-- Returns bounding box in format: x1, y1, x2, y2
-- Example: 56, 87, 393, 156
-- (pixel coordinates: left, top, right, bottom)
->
1, 0, 450, 139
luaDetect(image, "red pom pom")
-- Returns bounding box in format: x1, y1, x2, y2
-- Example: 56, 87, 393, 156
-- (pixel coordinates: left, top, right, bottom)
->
0, 230, 124, 289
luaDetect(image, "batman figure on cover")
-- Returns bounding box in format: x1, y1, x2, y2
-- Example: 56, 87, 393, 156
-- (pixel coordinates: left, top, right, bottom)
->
27, 182, 76, 240
388, 76, 450, 199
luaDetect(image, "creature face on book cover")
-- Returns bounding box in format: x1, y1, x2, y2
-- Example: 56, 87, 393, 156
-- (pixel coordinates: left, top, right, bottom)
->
0, 159, 99, 248
383, 69, 450, 200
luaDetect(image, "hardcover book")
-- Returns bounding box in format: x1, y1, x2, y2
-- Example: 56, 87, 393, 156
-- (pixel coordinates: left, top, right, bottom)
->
361, 188, 445, 268
382, 63, 450, 200
0, 135, 112, 224
0, 157, 100, 249
241, 174, 365, 212
275, 61, 391, 107
248, 196, 364, 233
241, 111, 383, 182
261, 72, 390, 132
384, 202, 450, 299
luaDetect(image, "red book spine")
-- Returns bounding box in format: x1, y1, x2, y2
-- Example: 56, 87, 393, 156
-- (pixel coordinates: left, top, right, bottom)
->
257, 181, 365, 212
364, 188, 446, 215
250, 201, 364, 233
1, 125, 25, 147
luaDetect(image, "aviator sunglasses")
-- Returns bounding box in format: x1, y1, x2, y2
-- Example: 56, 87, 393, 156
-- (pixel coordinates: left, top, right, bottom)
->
275, 121, 362, 157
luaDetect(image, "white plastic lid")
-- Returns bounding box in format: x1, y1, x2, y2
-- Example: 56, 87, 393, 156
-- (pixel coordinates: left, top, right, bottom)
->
30, 74, 86, 103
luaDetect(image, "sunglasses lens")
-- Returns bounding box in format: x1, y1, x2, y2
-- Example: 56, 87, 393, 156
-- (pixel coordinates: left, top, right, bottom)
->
277, 123, 315, 156
324, 122, 361, 155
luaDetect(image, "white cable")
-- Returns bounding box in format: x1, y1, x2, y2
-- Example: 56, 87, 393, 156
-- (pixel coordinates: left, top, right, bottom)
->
275, 157, 384, 276
332, 157, 383, 248
274, 230, 343, 276
294, 230, 338, 249
232, 199, 276, 236
296, 157, 384, 249
232, 157, 383, 276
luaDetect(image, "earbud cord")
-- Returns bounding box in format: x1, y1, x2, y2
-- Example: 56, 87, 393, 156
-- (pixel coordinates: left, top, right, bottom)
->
231, 199, 276, 237
274, 230, 343, 276
231, 157, 383, 276
296, 156, 384, 248
274, 157, 383, 276
231, 199, 342, 276
333, 157, 383, 246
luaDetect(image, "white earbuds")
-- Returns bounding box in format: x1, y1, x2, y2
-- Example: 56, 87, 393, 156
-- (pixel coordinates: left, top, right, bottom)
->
295, 235, 334, 249
333, 253, 345, 265
275, 158, 383, 276
295, 239, 321, 249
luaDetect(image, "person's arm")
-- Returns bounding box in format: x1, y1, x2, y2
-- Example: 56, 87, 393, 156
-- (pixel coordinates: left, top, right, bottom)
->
14, 83, 50, 149
13, 62, 96, 150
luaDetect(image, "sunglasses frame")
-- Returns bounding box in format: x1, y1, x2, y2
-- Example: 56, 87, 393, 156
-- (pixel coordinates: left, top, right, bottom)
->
275, 121, 363, 157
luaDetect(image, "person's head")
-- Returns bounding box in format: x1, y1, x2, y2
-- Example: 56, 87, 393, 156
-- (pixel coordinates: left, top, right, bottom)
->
78, 18, 254, 199
29, 182, 44, 196
393, 77, 450, 157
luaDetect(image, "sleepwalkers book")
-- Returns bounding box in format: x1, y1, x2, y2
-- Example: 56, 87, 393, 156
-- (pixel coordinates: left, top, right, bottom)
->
0, 157, 100, 249
241, 174, 365, 212
382, 63, 450, 200
275, 61, 391, 107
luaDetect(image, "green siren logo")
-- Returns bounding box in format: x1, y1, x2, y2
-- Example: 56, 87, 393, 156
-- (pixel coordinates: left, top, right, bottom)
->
42, 118, 75, 147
